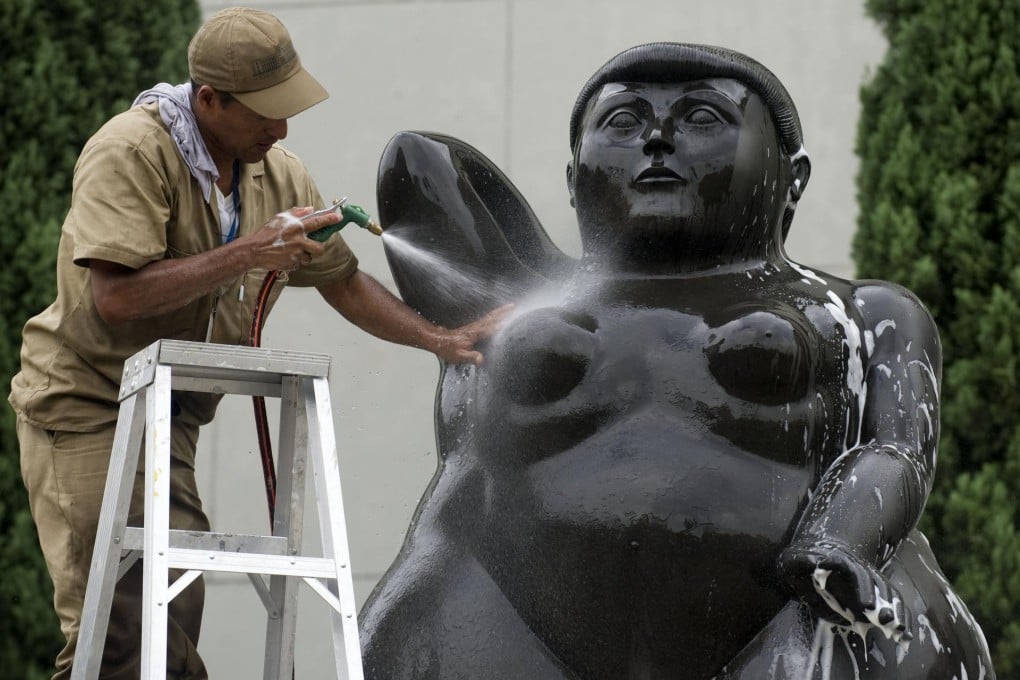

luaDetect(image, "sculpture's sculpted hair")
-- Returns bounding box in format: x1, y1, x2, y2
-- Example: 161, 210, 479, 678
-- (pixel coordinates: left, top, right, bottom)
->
569, 42, 804, 157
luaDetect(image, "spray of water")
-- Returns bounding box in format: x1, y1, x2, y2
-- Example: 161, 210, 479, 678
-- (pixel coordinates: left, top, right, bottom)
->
381, 231, 518, 303
381, 230, 598, 328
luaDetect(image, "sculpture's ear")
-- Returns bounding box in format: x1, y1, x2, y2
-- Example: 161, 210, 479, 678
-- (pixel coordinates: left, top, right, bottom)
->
566, 161, 576, 209
781, 150, 811, 242
789, 151, 811, 202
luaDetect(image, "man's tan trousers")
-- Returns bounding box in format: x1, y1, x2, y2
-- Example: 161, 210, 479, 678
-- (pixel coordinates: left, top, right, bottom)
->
18, 414, 210, 679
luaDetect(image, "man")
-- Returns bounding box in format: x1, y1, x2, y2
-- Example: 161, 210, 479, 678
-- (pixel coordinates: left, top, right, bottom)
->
8, 7, 505, 679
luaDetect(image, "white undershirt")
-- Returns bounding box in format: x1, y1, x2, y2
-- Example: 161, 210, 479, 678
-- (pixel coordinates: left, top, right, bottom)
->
207, 184, 240, 342
214, 184, 236, 243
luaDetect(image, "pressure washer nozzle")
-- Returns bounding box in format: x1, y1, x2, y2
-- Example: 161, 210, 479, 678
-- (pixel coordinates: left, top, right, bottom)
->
340, 202, 382, 237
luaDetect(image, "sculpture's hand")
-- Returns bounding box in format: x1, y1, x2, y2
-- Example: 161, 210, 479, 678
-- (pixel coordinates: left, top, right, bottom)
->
378, 131, 573, 330
778, 539, 913, 643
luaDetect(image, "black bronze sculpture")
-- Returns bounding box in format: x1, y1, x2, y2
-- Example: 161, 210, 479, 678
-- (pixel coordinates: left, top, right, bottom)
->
359, 43, 995, 679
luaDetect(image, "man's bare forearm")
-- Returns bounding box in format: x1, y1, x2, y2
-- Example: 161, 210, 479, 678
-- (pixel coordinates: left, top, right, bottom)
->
89, 240, 259, 324
90, 208, 338, 325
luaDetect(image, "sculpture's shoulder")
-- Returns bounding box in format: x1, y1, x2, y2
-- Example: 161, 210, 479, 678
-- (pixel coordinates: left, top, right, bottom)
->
848, 277, 939, 341
784, 262, 937, 338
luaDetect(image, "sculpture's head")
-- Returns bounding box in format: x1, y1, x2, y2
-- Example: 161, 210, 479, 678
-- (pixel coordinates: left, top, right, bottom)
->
566, 43, 811, 273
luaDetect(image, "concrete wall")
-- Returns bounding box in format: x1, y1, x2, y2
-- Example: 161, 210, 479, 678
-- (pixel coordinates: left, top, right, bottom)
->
193, 1, 886, 675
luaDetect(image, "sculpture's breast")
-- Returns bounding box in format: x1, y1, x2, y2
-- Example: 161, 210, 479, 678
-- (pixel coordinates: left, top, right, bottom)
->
704, 308, 815, 405
483, 300, 825, 467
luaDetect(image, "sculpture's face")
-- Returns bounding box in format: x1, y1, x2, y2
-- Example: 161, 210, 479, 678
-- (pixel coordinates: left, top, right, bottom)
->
569, 78, 788, 271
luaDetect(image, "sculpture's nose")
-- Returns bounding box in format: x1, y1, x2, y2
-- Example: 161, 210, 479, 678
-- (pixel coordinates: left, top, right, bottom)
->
643, 118, 676, 157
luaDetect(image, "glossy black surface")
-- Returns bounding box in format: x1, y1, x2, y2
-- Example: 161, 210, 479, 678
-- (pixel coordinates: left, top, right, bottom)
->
361, 44, 994, 679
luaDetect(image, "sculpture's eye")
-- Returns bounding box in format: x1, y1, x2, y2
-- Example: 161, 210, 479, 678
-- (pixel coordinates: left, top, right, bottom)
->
606, 110, 642, 130
685, 106, 723, 126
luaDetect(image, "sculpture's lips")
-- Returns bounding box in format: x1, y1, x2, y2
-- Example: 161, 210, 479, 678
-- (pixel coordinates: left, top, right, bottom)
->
635, 166, 685, 184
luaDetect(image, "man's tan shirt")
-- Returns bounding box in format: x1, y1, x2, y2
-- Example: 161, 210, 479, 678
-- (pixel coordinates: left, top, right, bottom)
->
10, 102, 358, 432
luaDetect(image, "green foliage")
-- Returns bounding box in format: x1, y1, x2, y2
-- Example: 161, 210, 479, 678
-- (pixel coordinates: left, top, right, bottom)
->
855, 0, 1020, 674
0, 1, 199, 675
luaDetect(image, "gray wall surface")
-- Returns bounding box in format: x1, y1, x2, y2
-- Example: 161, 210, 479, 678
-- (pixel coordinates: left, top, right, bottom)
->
192, 1, 886, 676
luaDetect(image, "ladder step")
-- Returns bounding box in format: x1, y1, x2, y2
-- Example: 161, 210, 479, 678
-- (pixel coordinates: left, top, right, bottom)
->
122, 528, 290, 555
164, 549, 342, 579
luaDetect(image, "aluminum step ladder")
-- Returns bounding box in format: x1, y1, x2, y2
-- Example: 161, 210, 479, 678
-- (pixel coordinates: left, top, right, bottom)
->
71, 339, 364, 679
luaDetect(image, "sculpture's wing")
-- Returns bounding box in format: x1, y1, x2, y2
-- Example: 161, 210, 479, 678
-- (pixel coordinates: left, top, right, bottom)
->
377, 131, 575, 328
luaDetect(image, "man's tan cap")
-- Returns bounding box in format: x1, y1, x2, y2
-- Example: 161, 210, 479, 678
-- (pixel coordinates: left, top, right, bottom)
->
188, 7, 328, 119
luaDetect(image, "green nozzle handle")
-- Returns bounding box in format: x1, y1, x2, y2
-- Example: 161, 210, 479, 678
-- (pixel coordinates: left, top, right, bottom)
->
306, 201, 382, 242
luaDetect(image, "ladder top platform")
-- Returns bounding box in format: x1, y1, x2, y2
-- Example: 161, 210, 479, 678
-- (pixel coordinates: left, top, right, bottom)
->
119, 340, 332, 400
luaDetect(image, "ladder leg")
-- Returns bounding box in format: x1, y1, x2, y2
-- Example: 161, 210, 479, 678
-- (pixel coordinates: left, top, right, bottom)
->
141, 366, 173, 677
71, 394, 147, 680
306, 377, 363, 680
264, 376, 307, 680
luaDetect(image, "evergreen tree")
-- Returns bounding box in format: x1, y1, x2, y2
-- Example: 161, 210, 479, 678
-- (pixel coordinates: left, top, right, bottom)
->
855, 0, 1020, 673
0, 1, 199, 676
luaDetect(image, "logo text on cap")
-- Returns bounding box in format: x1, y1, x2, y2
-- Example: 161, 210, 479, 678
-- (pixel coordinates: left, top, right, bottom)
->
252, 42, 297, 79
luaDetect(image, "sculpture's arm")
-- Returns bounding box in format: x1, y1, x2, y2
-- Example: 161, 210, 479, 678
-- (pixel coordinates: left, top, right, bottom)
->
779, 281, 940, 642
